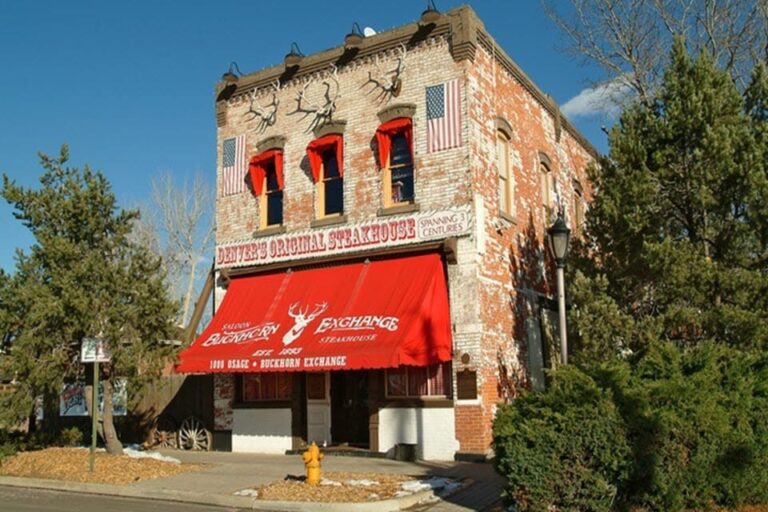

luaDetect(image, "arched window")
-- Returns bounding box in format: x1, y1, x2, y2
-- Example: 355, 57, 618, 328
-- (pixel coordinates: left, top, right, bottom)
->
497, 130, 514, 217
539, 157, 554, 221
573, 180, 585, 233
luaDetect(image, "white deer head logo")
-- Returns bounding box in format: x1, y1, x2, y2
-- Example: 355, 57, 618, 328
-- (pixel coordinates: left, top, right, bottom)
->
282, 302, 328, 346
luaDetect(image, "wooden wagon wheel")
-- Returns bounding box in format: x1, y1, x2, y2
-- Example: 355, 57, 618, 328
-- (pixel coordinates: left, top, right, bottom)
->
177, 415, 212, 451
150, 415, 178, 449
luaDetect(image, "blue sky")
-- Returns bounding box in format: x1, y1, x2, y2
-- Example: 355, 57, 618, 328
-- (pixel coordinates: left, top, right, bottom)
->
0, 0, 612, 273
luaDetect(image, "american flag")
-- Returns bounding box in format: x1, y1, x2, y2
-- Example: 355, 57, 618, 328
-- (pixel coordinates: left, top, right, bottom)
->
426, 79, 462, 153
221, 134, 247, 196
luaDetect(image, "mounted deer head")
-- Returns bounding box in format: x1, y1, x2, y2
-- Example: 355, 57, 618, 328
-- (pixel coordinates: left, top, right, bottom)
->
243, 80, 280, 134
288, 66, 340, 133
282, 302, 329, 346
362, 44, 407, 103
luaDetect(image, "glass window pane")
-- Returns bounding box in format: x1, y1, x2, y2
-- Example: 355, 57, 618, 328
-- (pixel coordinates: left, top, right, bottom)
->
261, 373, 277, 399
324, 178, 343, 215
391, 166, 414, 203
408, 366, 428, 396
277, 373, 293, 399
390, 134, 412, 166
386, 367, 407, 397
267, 191, 283, 225
266, 162, 279, 192
306, 373, 326, 400
499, 176, 508, 213
322, 149, 339, 178
242, 374, 260, 401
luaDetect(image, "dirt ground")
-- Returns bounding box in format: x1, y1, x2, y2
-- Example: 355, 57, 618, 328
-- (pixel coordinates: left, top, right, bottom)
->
255, 471, 416, 502
0, 448, 202, 485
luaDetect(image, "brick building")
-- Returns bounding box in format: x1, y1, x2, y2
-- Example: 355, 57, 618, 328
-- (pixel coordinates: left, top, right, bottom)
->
177, 5, 595, 460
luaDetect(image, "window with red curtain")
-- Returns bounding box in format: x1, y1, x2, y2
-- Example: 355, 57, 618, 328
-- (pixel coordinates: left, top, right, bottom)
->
248, 149, 284, 227
375, 118, 414, 206
306, 134, 344, 217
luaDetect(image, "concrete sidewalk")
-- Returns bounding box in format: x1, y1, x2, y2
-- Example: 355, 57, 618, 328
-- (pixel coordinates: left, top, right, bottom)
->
0, 449, 506, 511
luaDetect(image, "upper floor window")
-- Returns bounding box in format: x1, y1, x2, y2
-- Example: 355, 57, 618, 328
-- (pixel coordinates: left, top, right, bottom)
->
376, 118, 414, 207
540, 159, 554, 221
248, 149, 284, 229
573, 180, 585, 233
497, 130, 514, 217
307, 134, 344, 218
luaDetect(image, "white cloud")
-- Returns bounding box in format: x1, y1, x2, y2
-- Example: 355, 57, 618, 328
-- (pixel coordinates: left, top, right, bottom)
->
561, 79, 633, 119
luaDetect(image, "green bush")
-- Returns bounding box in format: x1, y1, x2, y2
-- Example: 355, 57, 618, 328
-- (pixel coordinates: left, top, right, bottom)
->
492, 343, 768, 512
493, 365, 632, 512
57, 426, 83, 447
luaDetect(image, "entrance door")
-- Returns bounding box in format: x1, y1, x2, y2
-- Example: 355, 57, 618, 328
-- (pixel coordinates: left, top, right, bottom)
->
330, 370, 370, 448
306, 372, 331, 447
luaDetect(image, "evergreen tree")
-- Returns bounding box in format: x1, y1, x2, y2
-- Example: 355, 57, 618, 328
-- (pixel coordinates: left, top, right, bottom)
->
571, 41, 768, 360
0, 147, 177, 453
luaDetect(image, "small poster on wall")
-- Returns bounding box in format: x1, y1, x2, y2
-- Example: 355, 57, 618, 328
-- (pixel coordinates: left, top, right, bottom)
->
59, 379, 127, 417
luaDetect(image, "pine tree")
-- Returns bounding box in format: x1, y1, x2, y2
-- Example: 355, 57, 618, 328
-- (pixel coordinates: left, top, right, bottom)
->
571, 41, 768, 360
0, 147, 178, 453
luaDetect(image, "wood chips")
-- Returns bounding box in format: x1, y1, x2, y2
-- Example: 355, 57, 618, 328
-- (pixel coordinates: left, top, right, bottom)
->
255, 471, 415, 502
0, 447, 203, 485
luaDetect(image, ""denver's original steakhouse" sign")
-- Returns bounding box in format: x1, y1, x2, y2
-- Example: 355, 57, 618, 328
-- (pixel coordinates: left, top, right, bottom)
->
215, 206, 472, 269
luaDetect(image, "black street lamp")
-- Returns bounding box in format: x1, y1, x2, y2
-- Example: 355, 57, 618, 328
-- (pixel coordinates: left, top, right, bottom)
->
547, 215, 571, 364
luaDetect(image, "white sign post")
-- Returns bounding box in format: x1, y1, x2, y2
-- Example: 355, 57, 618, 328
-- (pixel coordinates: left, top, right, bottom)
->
81, 338, 110, 472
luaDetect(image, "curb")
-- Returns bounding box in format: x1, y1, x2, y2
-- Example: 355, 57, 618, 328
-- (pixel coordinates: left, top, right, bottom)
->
0, 475, 439, 511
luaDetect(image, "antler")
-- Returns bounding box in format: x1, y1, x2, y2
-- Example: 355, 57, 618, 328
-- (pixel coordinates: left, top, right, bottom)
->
361, 44, 407, 103
243, 80, 281, 133
308, 302, 328, 319
289, 67, 340, 133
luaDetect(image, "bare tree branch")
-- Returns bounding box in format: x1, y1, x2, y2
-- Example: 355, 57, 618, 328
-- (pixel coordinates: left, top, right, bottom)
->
544, 0, 768, 100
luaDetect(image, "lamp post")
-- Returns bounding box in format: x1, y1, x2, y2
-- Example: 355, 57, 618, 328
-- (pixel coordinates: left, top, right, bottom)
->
547, 215, 571, 365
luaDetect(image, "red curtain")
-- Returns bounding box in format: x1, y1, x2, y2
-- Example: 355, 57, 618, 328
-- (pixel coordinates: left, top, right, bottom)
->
375, 117, 413, 169
306, 134, 343, 182
248, 149, 283, 196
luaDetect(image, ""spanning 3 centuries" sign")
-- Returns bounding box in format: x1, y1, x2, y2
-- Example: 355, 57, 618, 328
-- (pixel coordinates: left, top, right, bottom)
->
215, 206, 472, 269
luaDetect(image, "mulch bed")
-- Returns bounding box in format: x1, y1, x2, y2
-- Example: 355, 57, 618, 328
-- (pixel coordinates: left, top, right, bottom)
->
254, 471, 415, 502
0, 447, 203, 485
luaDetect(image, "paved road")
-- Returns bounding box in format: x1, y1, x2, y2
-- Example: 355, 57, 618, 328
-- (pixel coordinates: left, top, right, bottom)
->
0, 485, 249, 512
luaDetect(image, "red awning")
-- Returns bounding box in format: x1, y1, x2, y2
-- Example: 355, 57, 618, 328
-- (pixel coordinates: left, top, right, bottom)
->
176, 253, 452, 373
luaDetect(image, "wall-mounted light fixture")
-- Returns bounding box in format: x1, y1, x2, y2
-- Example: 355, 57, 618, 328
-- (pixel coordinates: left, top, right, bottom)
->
284, 42, 304, 68
345, 22, 364, 49
222, 62, 243, 84
420, 0, 441, 25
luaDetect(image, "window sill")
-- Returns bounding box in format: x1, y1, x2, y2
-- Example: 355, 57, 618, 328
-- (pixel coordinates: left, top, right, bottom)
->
378, 397, 453, 408
499, 211, 518, 225
233, 400, 292, 409
310, 214, 347, 229
377, 202, 420, 217
252, 225, 286, 238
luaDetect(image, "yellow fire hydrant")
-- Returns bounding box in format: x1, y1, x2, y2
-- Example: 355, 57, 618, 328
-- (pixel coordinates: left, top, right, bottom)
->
302, 442, 324, 485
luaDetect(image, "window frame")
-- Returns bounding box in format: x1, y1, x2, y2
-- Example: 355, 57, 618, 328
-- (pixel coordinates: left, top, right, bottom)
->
376, 118, 414, 209
239, 372, 293, 403
540, 161, 554, 221
260, 160, 283, 229
248, 149, 284, 230
316, 147, 344, 219
497, 130, 514, 218
384, 363, 452, 399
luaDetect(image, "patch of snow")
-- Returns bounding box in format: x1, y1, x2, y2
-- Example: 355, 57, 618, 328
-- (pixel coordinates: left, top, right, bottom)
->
399, 476, 460, 495
234, 488, 259, 497
346, 479, 379, 487
368, 493, 380, 500
124, 446, 181, 464
320, 478, 342, 486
